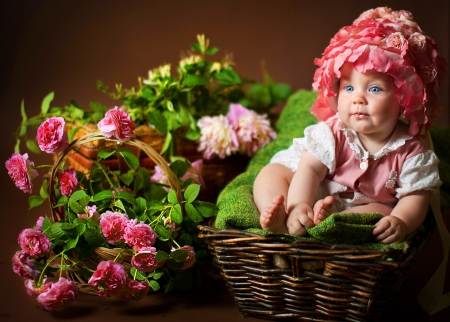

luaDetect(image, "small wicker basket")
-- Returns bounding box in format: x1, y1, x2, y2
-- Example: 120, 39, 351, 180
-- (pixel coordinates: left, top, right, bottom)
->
48, 132, 182, 294
198, 214, 434, 321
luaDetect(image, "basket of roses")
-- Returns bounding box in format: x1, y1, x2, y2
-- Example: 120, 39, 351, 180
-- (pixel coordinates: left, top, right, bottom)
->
7, 107, 218, 311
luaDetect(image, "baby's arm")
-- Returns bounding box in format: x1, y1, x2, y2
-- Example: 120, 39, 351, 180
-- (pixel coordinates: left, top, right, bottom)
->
373, 190, 430, 244
286, 151, 328, 235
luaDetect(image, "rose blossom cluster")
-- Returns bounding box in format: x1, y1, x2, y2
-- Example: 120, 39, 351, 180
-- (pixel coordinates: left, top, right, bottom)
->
12, 216, 80, 311
197, 103, 276, 159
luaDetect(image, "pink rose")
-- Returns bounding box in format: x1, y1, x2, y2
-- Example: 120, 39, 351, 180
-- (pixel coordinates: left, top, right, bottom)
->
409, 32, 427, 53
12, 250, 40, 280
119, 279, 149, 301
177, 245, 196, 270
5, 152, 39, 193
124, 220, 156, 250
18, 228, 51, 257
99, 211, 130, 244
97, 106, 136, 141
36, 277, 79, 310
78, 205, 99, 220
24, 278, 52, 296
421, 66, 438, 83
88, 260, 127, 297
35, 216, 45, 232
58, 168, 78, 196
131, 247, 162, 272
36, 117, 68, 154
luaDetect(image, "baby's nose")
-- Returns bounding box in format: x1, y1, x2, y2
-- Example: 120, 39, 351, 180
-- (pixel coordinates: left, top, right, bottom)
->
352, 93, 367, 105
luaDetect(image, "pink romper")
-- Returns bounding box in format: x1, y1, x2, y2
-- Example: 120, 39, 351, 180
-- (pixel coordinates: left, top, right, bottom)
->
270, 115, 441, 210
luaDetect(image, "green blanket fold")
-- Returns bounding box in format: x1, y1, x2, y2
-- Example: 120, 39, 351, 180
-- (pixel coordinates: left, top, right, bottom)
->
215, 90, 450, 250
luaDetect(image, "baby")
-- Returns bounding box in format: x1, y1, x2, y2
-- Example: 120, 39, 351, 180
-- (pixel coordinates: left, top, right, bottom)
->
254, 7, 447, 244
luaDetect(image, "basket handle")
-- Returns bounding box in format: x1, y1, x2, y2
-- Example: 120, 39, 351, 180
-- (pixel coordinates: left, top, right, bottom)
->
48, 132, 182, 222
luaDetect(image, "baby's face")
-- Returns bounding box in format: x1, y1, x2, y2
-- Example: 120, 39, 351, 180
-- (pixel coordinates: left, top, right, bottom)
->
337, 62, 401, 144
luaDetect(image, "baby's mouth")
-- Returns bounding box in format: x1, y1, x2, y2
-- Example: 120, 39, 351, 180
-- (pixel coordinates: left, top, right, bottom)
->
353, 112, 369, 118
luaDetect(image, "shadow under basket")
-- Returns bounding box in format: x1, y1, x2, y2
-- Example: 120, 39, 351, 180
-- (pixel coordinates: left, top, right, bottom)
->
198, 214, 435, 321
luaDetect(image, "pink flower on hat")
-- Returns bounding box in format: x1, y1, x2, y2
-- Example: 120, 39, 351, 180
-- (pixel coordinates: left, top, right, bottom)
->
36, 117, 68, 154
5, 152, 39, 193
310, 6, 447, 136
97, 106, 136, 141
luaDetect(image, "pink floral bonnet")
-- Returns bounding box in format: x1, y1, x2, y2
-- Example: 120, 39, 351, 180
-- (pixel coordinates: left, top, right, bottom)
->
310, 7, 447, 136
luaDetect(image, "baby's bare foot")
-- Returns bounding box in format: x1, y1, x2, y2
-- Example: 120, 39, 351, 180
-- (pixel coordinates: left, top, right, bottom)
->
313, 196, 335, 225
260, 195, 288, 233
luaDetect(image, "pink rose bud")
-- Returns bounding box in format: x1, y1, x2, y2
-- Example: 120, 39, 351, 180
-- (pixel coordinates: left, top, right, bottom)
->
58, 168, 78, 197
36, 117, 68, 154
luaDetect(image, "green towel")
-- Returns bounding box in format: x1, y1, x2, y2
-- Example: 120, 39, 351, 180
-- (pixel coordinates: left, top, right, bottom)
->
216, 90, 450, 250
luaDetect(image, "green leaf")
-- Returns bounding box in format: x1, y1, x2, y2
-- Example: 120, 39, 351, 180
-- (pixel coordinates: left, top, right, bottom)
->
63, 236, 79, 251
51, 222, 66, 239
69, 199, 85, 214
119, 149, 140, 170
98, 149, 116, 159
19, 100, 27, 137
191, 200, 218, 218
68, 126, 83, 141
141, 87, 155, 101
70, 190, 89, 201
149, 280, 160, 291
92, 190, 113, 202
248, 83, 272, 105
154, 224, 171, 241
84, 227, 106, 246
113, 199, 126, 212
148, 110, 167, 135
205, 47, 218, 55
156, 250, 170, 261
183, 74, 209, 86
14, 139, 20, 153
180, 233, 193, 246
153, 270, 164, 280
169, 249, 188, 263
116, 191, 138, 207
119, 172, 134, 186
172, 204, 183, 224
130, 267, 147, 281
39, 179, 49, 199
26, 139, 41, 154
41, 92, 54, 114
54, 195, 68, 208
184, 184, 200, 203
167, 189, 178, 205
191, 43, 201, 52
185, 203, 203, 223
28, 195, 44, 210
169, 160, 188, 178
213, 69, 241, 85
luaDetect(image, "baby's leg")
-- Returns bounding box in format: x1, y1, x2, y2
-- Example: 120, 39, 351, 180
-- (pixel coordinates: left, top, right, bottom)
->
313, 196, 335, 225
254, 164, 294, 233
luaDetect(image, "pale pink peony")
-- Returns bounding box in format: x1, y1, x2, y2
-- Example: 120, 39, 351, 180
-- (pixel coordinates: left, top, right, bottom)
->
151, 159, 206, 189
197, 115, 239, 159
119, 279, 149, 301
36, 117, 68, 154
58, 168, 78, 196
177, 245, 196, 270
36, 277, 79, 310
124, 220, 157, 251
97, 106, 136, 141
131, 247, 162, 272
18, 228, 51, 258
5, 152, 39, 193
99, 211, 130, 244
88, 260, 127, 297
24, 278, 52, 296
310, 6, 447, 136
12, 250, 40, 280
227, 104, 277, 157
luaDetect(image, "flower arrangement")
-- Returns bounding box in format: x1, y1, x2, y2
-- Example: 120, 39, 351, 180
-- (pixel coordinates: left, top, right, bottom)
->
13, 35, 289, 162
7, 106, 218, 310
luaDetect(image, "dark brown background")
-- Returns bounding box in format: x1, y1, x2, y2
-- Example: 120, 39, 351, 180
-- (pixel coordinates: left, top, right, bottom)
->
1, 1, 449, 321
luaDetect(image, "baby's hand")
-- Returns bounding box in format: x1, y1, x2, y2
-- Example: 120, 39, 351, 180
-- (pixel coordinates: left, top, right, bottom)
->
373, 216, 407, 244
286, 203, 315, 235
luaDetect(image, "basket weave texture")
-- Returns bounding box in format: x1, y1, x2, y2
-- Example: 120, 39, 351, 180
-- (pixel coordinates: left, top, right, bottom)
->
48, 132, 182, 294
198, 218, 433, 321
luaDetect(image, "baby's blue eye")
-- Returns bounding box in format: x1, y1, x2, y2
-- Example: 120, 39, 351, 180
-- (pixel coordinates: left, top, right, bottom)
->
369, 86, 380, 93
344, 85, 354, 92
